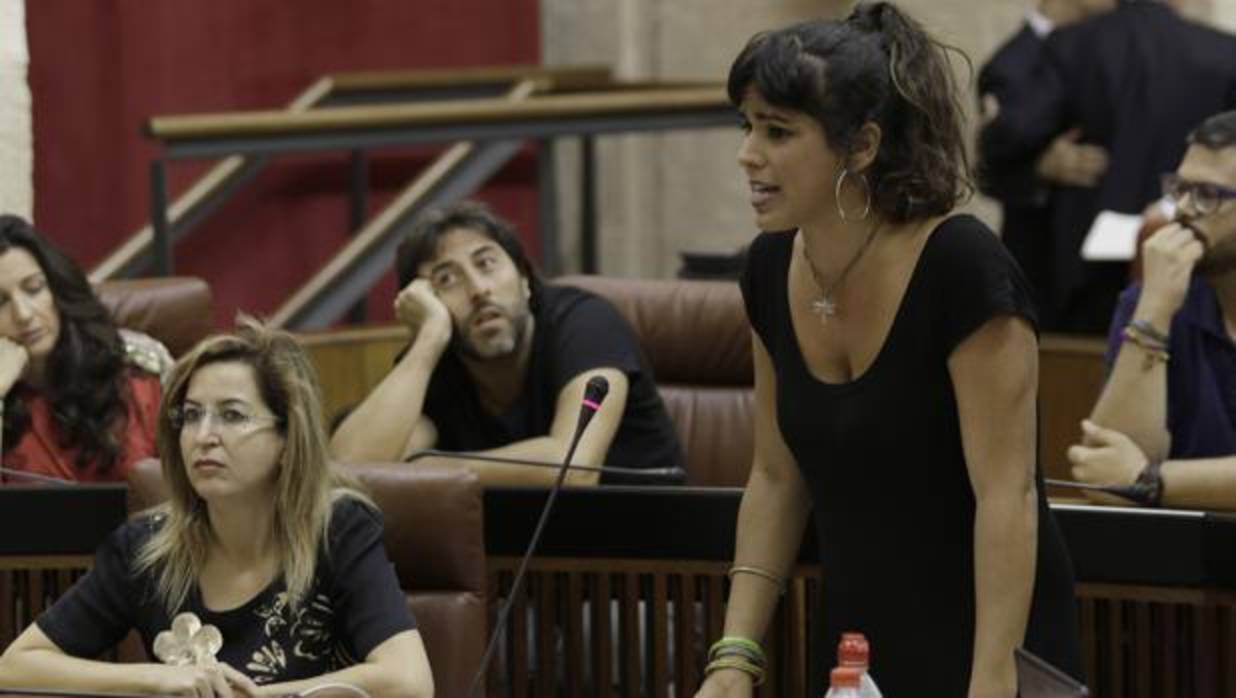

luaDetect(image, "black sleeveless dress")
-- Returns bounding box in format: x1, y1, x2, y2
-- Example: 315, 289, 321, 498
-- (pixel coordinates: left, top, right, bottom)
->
740, 216, 1082, 696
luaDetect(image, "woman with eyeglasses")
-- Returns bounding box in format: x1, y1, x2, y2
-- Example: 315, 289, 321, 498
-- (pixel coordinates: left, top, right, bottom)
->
0, 318, 433, 698
0, 214, 169, 484
1070, 110, 1236, 512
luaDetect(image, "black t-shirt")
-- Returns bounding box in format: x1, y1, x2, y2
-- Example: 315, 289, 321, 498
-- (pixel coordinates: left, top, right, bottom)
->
423, 284, 684, 484
37, 497, 415, 684
740, 216, 1082, 694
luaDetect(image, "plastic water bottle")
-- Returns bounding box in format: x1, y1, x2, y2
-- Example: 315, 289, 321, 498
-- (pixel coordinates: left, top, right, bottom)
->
837, 632, 883, 698
824, 666, 863, 697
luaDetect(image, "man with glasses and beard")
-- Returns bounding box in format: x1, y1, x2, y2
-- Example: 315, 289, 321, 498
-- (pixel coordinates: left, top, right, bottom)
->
979, 0, 1236, 334
330, 201, 684, 486
1069, 111, 1236, 511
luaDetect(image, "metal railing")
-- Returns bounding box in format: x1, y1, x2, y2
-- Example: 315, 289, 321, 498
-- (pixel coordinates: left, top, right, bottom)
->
121, 65, 734, 329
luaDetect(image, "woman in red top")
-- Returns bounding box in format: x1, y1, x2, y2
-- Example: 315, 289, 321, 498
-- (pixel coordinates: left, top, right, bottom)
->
0, 215, 162, 483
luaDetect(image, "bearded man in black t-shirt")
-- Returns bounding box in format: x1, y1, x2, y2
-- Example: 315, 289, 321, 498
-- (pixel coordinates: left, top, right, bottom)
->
330, 201, 684, 485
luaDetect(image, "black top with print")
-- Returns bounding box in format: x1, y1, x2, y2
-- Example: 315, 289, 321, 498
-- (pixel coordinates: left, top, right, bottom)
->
38, 497, 415, 683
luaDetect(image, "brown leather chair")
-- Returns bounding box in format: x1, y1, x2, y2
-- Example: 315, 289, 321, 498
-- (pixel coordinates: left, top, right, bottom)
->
127, 459, 488, 698
557, 275, 755, 487
96, 276, 214, 356
558, 275, 1111, 498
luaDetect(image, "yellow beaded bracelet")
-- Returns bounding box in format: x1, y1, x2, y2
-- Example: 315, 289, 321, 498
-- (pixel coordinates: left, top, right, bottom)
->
705, 656, 766, 685
709, 636, 767, 668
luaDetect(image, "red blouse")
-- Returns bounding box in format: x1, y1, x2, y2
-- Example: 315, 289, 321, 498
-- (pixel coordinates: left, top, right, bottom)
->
2, 371, 162, 483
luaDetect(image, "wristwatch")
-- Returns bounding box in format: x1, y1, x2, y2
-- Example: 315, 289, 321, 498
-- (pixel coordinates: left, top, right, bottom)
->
1130, 460, 1165, 508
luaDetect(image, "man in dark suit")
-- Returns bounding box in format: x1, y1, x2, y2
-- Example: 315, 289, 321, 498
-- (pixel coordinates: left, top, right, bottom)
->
979, 0, 1236, 334
978, 0, 1114, 331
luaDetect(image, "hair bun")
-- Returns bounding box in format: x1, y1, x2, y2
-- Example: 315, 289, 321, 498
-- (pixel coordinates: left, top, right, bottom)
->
847, 2, 886, 33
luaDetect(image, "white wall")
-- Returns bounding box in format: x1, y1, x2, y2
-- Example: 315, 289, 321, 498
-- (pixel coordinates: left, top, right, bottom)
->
0, 0, 31, 220
1209, 0, 1236, 30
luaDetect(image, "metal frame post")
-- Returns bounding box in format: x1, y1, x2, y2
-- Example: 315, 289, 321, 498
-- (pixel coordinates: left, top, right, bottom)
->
149, 160, 173, 275
580, 135, 597, 274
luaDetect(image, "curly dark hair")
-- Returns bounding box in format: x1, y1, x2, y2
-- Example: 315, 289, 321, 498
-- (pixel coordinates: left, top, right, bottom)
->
0, 215, 130, 473
727, 2, 973, 223
395, 200, 543, 313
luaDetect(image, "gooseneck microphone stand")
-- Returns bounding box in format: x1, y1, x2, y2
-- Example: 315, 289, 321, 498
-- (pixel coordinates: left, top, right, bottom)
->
464, 377, 610, 698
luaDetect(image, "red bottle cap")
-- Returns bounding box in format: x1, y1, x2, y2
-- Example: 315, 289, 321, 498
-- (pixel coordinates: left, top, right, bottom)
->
830, 666, 861, 688
837, 632, 869, 666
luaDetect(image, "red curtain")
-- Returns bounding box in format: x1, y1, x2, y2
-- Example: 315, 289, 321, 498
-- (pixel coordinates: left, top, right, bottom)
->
27, 0, 540, 326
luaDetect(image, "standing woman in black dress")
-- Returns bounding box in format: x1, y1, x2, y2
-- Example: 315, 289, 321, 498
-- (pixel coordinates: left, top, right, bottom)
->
697, 3, 1081, 697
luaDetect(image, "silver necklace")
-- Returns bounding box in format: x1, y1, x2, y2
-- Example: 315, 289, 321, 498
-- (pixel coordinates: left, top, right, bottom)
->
800, 224, 879, 320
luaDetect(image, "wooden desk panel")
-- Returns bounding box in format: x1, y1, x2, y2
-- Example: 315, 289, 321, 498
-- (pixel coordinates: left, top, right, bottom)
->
481, 487, 1236, 698
297, 325, 406, 424
9, 449, 1231, 696
1038, 335, 1108, 488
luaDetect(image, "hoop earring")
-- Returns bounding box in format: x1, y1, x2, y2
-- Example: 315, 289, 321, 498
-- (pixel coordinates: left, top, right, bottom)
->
834, 168, 872, 222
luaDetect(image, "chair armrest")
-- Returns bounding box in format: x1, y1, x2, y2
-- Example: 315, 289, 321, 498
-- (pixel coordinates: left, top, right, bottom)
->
344, 462, 486, 594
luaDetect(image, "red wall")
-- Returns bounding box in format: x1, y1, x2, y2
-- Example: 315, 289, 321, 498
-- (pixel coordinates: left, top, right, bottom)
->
27, 0, 540, 326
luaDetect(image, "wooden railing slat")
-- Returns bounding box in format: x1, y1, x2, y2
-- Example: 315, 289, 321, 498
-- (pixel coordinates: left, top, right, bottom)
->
563, 571, 584, 697
649, 573, 669, 698
509, 570, 529, 698
673, 574, 698, 695
534, 574, 556, 696
592, 573, 613, 698
620, 573, 640, 698
1135, 602, 1152, 698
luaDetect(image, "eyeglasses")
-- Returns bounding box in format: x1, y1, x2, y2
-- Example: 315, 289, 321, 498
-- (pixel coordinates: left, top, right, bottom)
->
1161, 173, 1236, 214
170, 404, 281, 434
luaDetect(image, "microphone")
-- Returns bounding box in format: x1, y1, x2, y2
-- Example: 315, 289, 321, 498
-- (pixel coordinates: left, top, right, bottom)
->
0, 466, 75, 486
403, 450, 686, 483
465, 376, 609, 698
576, 375, 609, 437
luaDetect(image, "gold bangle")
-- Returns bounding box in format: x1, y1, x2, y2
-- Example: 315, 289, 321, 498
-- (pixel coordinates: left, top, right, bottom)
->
727, 565, 786, 594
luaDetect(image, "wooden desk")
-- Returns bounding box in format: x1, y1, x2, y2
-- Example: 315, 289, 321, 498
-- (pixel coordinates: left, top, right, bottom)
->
3, 485, 1231, 697
0, 485, 127, 662
482, 486, 1236, 698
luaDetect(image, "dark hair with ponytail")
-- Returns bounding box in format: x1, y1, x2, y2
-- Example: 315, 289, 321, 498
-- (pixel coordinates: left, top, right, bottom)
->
727, 2, 973, 223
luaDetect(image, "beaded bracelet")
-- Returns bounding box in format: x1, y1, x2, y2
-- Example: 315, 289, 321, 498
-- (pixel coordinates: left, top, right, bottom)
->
704, 656, 766, 685
1121, 325, 1170, 370
727, 564, 787, 594
1129, 319, 1170, 346
709, 636, 767, 667
1123, 322, 1167, 351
